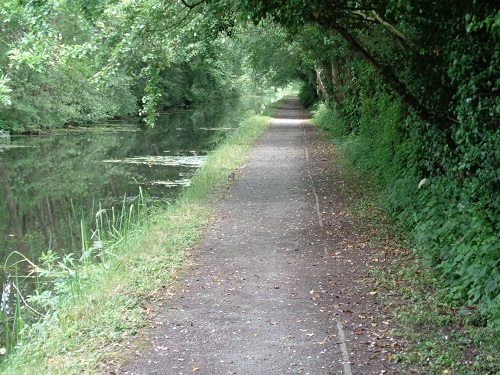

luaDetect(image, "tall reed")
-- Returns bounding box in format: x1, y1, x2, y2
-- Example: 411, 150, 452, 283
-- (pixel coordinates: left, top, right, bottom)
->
0, 189, 148, 354
0, 267, 25, 353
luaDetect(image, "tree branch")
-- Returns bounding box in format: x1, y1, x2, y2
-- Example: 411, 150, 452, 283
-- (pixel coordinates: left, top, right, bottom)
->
328, 22, 436, 123
141, 1, 196, 37
353, 10, 410, 49
179, 0, 208, 9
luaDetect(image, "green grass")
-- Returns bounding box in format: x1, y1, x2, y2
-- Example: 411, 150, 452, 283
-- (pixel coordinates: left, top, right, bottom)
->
0, 100, 284, 374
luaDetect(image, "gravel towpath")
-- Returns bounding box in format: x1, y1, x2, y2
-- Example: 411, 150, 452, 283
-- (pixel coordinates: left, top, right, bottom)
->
119, 97, 400, 375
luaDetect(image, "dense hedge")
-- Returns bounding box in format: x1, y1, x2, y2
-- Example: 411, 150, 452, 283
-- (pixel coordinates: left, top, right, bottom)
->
313, 75, 499, 329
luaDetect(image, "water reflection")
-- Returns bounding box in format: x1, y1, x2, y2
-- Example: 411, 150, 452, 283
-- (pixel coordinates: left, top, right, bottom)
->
0, 96, 277, 322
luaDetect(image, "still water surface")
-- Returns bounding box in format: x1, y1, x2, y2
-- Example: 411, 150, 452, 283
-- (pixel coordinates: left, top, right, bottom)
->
0, 96, 277, 316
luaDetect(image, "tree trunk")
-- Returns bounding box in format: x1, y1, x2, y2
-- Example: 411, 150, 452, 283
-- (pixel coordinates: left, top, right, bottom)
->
331, 58, 346, 104
344, 56, 359, 101
315, 67, 330, 103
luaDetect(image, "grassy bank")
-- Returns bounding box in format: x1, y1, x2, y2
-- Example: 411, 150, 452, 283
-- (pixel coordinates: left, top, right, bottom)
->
0, 101, 283, 374
312, 107, 500, 374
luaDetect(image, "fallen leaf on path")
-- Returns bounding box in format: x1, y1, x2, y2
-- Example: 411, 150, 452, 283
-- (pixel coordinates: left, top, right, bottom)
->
192, 366, 200, 372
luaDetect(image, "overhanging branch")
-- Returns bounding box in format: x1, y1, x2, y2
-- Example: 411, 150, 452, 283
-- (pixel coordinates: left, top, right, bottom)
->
180, 0, 208, 9
353, 10, 410, 49
328, 22, 436, 123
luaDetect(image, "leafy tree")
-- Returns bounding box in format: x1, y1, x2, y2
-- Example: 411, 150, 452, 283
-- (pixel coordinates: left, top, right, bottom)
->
0, 0, 138, 131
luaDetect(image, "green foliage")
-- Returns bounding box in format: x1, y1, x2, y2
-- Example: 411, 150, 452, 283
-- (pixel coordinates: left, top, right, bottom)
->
337, 154, 500, 374
413, 175, 500, 322
0, 0, 294, 130
313, 73, 499, 330
3, 65, 137, 130
0, 76, 12, 107
298, 81, 317, 108
374, 249, 500, 374
0, 0, 497, 350
238, 22, 302, 91
0, 0, 139, 131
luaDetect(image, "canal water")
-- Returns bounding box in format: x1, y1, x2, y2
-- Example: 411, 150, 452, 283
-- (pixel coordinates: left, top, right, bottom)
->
0, 96, 278, 330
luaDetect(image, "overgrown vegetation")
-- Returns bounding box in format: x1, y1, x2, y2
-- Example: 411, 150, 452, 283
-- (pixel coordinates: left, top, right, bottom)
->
311, 60, 499, 331
0, 189, 149, 353
0, 101, 281, 374
382, 253, 500, 374
0, 1, 299, 130
324, 144, 499, 374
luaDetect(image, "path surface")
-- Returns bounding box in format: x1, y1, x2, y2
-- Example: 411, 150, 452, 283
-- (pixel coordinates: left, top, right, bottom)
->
118, 98, 400, 375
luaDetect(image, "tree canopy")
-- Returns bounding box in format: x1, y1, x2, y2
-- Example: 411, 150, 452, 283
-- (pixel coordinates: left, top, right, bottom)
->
0, 0, 301, 129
